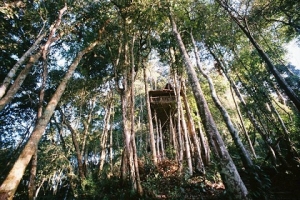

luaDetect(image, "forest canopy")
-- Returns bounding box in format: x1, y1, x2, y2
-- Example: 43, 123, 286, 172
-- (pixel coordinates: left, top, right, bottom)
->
0, 0, 300, 199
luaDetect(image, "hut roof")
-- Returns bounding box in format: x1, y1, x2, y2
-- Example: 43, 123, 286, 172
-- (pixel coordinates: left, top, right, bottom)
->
149, 83, 175, 97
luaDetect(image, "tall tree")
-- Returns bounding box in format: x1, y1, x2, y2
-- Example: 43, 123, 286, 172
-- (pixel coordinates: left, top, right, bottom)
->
0, 19, 108, 199
169, 12, 249, 199
191, 32, 253, 170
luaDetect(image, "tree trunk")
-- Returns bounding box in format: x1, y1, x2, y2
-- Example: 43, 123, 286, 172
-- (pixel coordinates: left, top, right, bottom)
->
81, 98, 95, 158
120, 87, 136, 187
129, 45, 143, 196
132, 135, 143, 195
179, 101, 193, 176
269, 101, 297, 168
144, 68, 158, 165
154, 111, 161, 162
28, 151, 37, 200
174, 75, 184, 173
170, 113, 178, 161
182, 80, 205, 174
197, 118, 210, 166
99, 101, 112, 172
0, 31, 103, 199
109, 106, 114, 171
28, 35, 50, 199
230, 86, 257, 158
61, 110, 85, 180
117, 24, 142, 194
158, 120, 166, 160
170, 14, 249, 199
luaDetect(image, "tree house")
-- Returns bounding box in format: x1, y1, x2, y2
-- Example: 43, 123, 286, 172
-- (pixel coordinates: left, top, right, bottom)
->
149, 83, 177, 130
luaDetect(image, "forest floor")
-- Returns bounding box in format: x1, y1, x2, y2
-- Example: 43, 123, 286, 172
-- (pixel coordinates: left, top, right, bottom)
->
138, 160, 300, 200
266, 170, 300, 200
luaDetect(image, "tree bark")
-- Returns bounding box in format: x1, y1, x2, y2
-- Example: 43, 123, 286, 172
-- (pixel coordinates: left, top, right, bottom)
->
182, 80, 205, 174
154, 111, 161, 162
269, 101, 297, 167
170, 13, 249, 199
28, 33, 50, 199
129, 39, 143, 195
143, 67, 158, 165
179, 101, 193, 176
109, 106, 114, 171
158, 120, 166, 160
99, 100, 112, 172
230, 86, 257, 158
174, 75, 184, 173
197, 118, 210, 166
170, 113, 178, 161
81, 98, 95, 159
62, 113, 86, 180
28, 151, 37, 200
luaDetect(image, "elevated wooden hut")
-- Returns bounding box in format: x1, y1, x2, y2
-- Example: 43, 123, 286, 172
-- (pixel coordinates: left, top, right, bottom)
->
149, 83, 176, 130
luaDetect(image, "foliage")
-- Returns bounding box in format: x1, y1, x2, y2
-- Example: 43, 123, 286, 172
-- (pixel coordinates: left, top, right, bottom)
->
0, 0, 300, 199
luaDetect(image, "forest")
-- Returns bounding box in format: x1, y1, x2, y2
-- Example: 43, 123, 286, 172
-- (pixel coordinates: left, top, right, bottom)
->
0, 0, 300, 199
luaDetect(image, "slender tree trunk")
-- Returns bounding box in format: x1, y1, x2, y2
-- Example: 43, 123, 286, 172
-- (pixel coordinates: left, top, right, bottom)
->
268, 101, 297, 168
182, 80, 205, 174
154, 111, 161, 162
216, 0, 300, 112
170, 14, 248, 198
132, 135, 143, 195
121, 148, 128, 182
230, 86, 257, 158
143, 68, 158, 165
120, 89, 135, 184
197, 118, 210, 166
0, 26, 104, 199
34, 178, 45, 200
109, 106, 114, 171
179, 101, 193, 176
271, 81, 286, 105
159, 120, 165, 160
99, 101, 112, 172
170, 114, 178, 161
28, 152, 37, 200
81, 98, 95, 159
118, 31, 142, 195
269, 101, 294, 154
62, 113, 85, 180
174, 75, 184, 173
